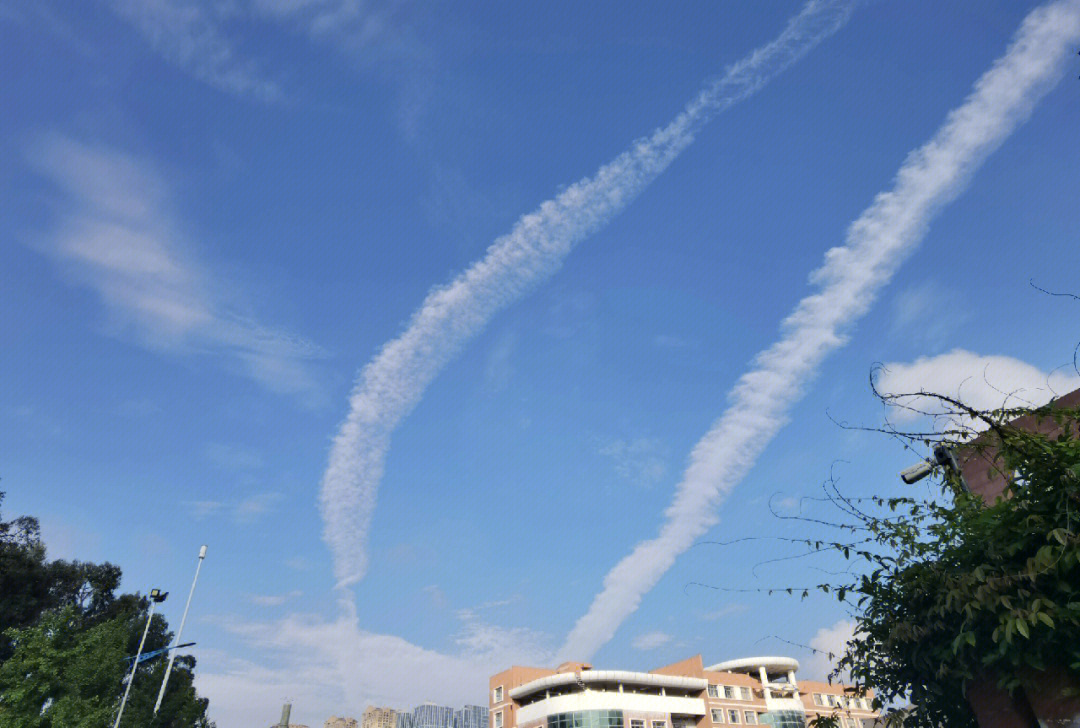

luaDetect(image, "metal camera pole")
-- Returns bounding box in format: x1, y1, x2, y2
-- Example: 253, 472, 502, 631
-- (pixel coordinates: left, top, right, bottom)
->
153, 545, 207, 715
114, 588, 168, 728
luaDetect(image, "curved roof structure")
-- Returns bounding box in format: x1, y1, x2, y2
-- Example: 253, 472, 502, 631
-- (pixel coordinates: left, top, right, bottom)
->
704, 656, 799, 674
509, 671, 707, 700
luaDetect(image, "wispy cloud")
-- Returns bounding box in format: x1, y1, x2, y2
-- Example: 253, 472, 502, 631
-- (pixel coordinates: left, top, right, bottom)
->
320, 0, 857, 589
631, 631, 672, 650
106, 0, 424, 104
185, 491, 283, 523
558, 0, 1080, 661
889, 279, 971, 349
26, 134, 325, 396
204, 442, 265, 471
250, 590, 303, 606
599, 437, 668, 488
877, 349, 1080, 429
698, 603, 747, 621
108, 0, 281, 100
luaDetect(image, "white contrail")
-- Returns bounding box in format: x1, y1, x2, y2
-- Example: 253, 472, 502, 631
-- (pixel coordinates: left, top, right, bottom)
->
321, 0, 858, 587
559, 0, 1080, 660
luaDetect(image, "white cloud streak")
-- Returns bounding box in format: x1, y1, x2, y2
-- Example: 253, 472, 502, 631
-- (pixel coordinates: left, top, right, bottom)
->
558, 0, 1080, 661
26, 134, 325, 395
320, 0, 859, 588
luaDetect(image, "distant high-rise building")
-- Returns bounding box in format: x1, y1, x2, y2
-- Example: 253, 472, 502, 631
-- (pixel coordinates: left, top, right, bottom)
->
412, 704, 454, 728
454, 705, 489, 728
396, 713, 414, 728
362, 707, 398, 728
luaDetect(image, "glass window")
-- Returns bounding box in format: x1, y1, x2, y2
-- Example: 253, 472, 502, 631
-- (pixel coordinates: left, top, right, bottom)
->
740, 687, 752, 701
652, 721, 666, 728
708, 685, 720, 698
724, 686, 735, 699
494, 687, 504, 704
758, 711, 806, 728
826, 696, 836, 707
743, 713, 757, 726
631, 721, 644, 728
548, 711, 624, 728
727, 711, 740, 724
811, 695, 822, 707
711, 710, 724, 723
495, 713, 503, 728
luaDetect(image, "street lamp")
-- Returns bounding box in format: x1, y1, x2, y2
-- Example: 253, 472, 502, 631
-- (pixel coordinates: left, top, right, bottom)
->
113, 588, 168, 728
153, 545, 207, 715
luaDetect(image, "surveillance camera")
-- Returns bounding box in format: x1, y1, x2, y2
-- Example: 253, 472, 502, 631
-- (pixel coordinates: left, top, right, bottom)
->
899, 460, 934, 484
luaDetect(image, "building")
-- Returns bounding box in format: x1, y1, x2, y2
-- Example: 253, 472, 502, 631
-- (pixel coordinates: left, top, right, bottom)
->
413, 704, 456, 728
455, 705, 491, 728
363, 708, 398, 728
489, 656, 878, 728
397, 713, 415, 728
327, 718, 361, 728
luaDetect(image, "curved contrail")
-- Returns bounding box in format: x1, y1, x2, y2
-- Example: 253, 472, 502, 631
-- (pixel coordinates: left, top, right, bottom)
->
320, 0, 859, 587
558, 0, 1080, 660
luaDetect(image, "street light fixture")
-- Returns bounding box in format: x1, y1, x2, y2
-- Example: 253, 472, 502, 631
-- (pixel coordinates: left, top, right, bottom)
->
113, 589, 168, 728
153, 545, 207, 715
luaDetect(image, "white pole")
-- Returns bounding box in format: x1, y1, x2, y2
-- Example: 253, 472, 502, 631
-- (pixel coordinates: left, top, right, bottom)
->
153, 544, 207, 715
114, 597, 159, 728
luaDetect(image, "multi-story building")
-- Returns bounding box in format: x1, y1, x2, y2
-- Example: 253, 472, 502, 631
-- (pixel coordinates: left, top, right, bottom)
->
455, 705, 491, 728
397, 713, 415, 728
489, 656, 878, 728
413, 704, 456, 728
362, 708, 398, 728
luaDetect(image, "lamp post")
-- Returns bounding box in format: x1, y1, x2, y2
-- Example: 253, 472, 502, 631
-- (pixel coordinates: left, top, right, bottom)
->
113, 588, 168, 728
153, 544, 207, 715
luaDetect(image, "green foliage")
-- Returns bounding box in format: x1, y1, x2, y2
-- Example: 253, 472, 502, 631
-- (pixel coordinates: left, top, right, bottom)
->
0, 606, 127, 728
0, 491, 215, 727
808, 401, 1080, 727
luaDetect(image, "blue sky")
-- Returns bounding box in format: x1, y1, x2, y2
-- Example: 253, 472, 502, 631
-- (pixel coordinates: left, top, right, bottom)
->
2, 1, 1080, 726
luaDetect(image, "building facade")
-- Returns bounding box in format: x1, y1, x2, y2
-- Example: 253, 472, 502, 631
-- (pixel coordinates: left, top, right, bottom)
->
413, 704, 456, 728
455, 705, 491, 728
362, 708, 398, 728
489, 656, 878, 728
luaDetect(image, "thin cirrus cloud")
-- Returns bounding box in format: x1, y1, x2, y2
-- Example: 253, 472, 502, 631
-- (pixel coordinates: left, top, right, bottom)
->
25, 134, 325, 396
319, 0, 859, 589
558, 0, 1080, 661
106, 0, 422, 102
631, 631, 672, 651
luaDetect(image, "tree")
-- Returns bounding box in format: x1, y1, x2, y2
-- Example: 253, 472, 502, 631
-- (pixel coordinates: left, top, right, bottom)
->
772, 395, 1080, 726
689, 394, 1080, 726
0, 491, 215, 727
0, 606, 127, 728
